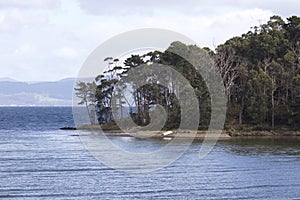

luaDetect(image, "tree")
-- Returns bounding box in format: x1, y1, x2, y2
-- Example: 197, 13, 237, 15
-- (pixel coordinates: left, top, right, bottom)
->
235, 65, 249, 129
74, 81, 97, 124
215, 45, 238, 101
92, 15, 300, 131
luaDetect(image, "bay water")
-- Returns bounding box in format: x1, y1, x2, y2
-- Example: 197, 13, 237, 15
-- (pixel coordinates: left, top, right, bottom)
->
0, 107, 299, 199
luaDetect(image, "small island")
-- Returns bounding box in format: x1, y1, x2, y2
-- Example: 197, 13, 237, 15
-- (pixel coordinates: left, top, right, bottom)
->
75, 15, 300, 139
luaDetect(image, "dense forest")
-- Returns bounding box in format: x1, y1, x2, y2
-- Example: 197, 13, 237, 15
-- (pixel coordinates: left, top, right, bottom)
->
75, 15, 300, 131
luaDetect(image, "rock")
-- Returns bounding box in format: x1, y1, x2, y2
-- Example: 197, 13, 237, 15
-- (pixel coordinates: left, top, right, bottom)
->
60, 126, 77, 130
162, 131, 173, 136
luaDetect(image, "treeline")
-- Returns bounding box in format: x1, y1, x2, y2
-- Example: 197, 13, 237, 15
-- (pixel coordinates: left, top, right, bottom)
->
75, 15, 300, 130
216, 15, 300, 130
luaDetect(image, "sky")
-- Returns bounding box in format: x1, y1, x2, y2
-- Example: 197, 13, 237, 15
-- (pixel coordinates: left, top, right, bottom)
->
0, 0, 299, 82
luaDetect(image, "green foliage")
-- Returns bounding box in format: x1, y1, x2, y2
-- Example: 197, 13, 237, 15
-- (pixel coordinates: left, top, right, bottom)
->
90, 15, 300, 130
74, 81, 97, 124
221, 15, 300, 129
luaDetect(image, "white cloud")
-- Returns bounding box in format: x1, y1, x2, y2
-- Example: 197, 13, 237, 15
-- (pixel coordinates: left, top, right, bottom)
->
0, 0, 298, 82
0, 0, 60, 9
15, 43, 36, 55
0, 8, 48, 33
77, 0, 300, 17
74, 7, 272, 48
55, 47, 78, 59
0, 8, 22, 31
205, 8, 273, 46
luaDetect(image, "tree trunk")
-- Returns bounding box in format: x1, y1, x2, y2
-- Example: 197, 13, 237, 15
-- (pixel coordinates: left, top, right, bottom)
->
85, 101, 92, 125
238, 96, 244, 130
271, 76, 275, 130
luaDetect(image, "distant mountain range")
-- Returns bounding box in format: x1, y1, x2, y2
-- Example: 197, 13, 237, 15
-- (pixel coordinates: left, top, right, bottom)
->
0, 77, 18, 82
0, 78, 76, 106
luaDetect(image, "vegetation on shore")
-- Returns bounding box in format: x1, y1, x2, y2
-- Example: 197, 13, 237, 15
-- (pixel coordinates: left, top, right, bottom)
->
75, 15, 300, 133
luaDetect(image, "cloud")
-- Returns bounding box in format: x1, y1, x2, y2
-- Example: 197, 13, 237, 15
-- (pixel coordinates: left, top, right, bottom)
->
55, 47, 78, 59
0, 0, 57, 33
0, 8, 48, 32
0, 0, 60, 9
78, 0, 215, 16
15, 43, 37, 55
0, 8, 22, 31
77, 0, 300, 17
74, 7, 273, 49
0, 0, 299, 82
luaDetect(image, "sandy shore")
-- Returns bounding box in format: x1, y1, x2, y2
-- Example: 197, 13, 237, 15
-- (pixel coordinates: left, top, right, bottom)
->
77, 125, 231, 140
103, 132, 231, 140
76, 124, 300, 139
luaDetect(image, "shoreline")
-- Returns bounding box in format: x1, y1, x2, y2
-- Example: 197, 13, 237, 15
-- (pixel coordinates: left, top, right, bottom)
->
103, 132, 232, 140
75, 125, 300, 139
227, 130, 300, 137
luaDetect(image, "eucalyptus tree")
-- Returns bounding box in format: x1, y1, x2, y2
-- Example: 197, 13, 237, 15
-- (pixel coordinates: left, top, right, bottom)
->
75, 81, 97, 124
92, 15, 300, 130
95, 57, 121, 124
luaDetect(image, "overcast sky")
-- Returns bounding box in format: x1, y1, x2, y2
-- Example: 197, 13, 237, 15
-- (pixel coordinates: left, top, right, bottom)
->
0, 0, 299, 82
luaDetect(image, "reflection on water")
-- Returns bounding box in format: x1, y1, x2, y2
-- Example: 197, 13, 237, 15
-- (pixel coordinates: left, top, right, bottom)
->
220, 137, 300, 156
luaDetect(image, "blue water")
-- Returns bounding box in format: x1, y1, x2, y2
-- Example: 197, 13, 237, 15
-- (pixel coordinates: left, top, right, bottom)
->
0, 107, 74, 131
0, 107, 300, 199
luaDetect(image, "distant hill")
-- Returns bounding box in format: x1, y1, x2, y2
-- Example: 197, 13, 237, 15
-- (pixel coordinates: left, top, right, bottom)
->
0, 77, 18, 82
0, 78, 76, 106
